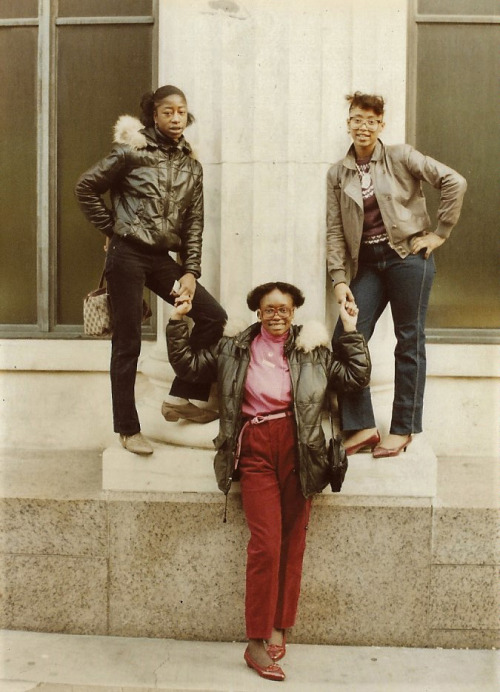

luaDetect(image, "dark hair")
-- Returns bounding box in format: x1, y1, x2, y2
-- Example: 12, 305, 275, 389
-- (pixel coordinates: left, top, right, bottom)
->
139, 85, 195, 127
346, 91, 385, 117
246, 282, 305, 312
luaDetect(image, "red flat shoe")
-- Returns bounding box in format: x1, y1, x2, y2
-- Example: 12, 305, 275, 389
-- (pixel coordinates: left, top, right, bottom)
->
372, 435, 412, 459
244, 648, 286, 681
267, 631, 286, 662
345, 431, 381, 456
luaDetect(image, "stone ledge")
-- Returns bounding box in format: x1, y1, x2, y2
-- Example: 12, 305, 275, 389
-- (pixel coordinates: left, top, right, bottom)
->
102, 433, 437, 497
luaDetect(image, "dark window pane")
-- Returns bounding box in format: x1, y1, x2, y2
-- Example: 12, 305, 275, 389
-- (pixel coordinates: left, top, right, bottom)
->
0, 0, 38, 19
0, 26, 37, 324
58, 0, 153, 18
56, 23, 153, 325
418, 0, 500, 16
416, 23, 500, 329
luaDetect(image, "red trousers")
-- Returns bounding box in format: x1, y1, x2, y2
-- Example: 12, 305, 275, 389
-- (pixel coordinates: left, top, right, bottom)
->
238, 414, 312, 640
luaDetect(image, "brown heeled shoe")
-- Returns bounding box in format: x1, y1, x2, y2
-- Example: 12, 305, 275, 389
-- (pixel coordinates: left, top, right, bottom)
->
372, 435, 412, 459
244, 648, 286, 681
267, 631, 286, 662
345, 430, 380, 456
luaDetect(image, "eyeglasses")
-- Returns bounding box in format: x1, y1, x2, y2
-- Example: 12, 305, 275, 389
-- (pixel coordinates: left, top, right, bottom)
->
261, 307, 293, 318
348, 116, 382, 131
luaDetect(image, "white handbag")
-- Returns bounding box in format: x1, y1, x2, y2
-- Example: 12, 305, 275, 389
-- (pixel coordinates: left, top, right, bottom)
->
83, 269, 112, 337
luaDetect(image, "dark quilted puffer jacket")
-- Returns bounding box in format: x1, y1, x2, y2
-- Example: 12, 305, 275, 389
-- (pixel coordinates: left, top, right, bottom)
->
75, 116, 203, 278
166, 319, 371, 498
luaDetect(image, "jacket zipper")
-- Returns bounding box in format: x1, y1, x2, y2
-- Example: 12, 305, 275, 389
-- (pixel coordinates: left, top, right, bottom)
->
222, 344, 250, 523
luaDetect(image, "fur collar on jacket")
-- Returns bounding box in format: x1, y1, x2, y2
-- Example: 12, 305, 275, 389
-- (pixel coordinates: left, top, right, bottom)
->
112, 115, 194, 157
223, 318, 330, 354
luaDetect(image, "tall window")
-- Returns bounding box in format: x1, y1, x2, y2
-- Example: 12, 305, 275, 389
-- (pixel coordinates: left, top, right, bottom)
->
0, 0, 157, 337
408, 0, 500, 342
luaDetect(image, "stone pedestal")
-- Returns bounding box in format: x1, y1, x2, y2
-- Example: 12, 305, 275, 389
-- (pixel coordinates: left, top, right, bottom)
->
102, 432, 437, 498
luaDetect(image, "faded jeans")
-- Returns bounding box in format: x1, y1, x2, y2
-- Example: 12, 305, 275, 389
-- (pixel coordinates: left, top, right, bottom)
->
333, 241, 436, 435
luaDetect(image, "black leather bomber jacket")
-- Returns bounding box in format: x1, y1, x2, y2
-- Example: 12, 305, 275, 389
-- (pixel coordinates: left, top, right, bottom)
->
166, 319, 371, 499
75, 116, 204, 278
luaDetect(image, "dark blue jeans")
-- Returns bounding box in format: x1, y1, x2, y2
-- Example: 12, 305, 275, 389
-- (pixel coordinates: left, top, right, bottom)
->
333, 241, 435, 435
105, 235, 227, 435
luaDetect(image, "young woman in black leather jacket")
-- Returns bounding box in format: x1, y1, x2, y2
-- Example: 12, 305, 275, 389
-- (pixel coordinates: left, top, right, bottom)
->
76, 85, 227, 455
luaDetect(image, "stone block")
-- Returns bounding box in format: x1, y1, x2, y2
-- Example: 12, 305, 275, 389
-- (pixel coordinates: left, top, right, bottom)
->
430, 565, 500, 631
103, 433, 437, 498
107, 495, 247, 640
102, 443, 218, 493
106, 492, 434, 646
296, 501, 432, 647
0, 498, 108, 556
433, 508, 500, 565
340, 433, 437, 497
0, 555, 108, 634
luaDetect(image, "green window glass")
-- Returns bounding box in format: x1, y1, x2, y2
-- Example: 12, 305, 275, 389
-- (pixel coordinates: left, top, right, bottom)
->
0, 25, 38, 324
413, 12, 500, 336
0, 0, 37, 19
58, 0, 153, 18
57, 23, 153, 325
418, 0, 500, 15
0, 2, 156, 336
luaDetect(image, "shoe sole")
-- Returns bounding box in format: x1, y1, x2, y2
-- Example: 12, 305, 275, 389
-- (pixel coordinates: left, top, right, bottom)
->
161, 403, 218, 424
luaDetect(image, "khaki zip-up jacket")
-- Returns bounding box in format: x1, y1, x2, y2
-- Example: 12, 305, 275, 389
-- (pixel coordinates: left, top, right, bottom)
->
326, 140, 467, 285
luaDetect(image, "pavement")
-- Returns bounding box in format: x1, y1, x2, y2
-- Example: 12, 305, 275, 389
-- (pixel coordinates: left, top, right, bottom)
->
1, 630, 498, 692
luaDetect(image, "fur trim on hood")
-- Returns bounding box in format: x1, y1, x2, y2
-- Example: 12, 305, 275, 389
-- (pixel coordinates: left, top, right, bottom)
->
112, 115, 197, 158
223, 318, 330, 353
113, 115, 147, 150
294, 320, 330, 353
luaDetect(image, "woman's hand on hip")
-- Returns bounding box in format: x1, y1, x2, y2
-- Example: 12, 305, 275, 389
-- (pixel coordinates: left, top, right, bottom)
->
411, 232, 445, 259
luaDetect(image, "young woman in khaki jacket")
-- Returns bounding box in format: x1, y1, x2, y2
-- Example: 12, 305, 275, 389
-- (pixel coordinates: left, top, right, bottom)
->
327, 92, 466, 458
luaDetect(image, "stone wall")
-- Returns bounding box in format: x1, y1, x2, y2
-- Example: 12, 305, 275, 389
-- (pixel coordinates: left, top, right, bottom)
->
1, 450, 498, 649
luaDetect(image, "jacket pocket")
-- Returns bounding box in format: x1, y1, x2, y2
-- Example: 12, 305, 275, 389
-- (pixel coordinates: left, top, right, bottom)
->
301, 441, 330, 493
129, 198, 164, 239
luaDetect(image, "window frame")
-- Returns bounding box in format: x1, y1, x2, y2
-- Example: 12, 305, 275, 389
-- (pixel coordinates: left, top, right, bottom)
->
406, 0, 500, 345
0, 1, 158, 339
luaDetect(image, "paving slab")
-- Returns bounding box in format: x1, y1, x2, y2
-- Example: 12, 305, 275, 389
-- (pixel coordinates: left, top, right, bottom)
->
1, 630, 499, 692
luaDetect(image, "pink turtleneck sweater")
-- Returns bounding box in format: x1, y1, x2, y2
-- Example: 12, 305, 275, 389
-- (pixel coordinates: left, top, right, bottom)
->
241, 328, 292, 418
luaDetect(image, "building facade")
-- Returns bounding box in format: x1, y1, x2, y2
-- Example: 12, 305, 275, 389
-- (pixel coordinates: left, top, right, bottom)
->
0, 0, 498, 457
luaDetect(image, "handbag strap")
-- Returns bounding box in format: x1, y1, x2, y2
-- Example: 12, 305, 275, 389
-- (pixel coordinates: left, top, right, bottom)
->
327, 398, 335, 439
327, 401, 343, 446
98, 261, 107, 290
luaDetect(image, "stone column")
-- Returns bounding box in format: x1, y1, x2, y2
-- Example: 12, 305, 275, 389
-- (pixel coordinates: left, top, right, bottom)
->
136, 0, 407, 448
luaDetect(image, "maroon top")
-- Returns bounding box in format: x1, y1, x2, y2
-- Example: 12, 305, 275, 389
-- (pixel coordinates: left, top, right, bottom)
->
356, 156, 387, 240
